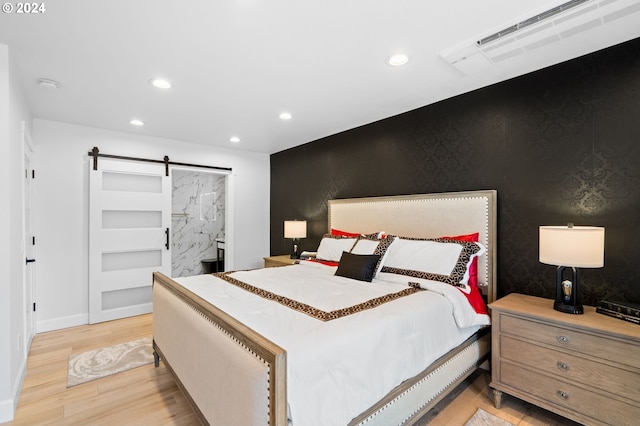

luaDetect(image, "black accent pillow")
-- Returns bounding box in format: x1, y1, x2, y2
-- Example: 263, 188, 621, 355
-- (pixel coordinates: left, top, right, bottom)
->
335, 251, 381, 282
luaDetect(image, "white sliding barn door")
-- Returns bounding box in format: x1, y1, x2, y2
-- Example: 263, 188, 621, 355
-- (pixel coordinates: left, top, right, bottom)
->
89, 159, 171, 324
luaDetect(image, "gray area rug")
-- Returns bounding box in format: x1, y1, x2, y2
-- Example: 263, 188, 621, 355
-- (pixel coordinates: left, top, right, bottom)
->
67, 336, 154, 387
464, 408, 515, 426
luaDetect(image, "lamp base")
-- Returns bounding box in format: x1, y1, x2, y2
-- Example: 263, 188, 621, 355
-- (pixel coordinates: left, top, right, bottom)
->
554, 301, 584, 314
554, 266, 584, 315
290, 242, 300, 259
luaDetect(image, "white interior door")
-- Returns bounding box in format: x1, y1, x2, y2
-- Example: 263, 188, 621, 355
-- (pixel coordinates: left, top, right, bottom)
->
89, 158, 171, 324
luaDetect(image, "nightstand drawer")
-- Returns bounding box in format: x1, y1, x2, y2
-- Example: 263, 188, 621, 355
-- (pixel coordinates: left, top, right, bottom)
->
501, 361, 640, 426
501, 335, 640, 403
501, 314, 640, 370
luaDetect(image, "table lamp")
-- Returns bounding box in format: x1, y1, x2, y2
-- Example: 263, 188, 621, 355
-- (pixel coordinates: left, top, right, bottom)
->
284, 220, 307, 259
539, 224, 604, 314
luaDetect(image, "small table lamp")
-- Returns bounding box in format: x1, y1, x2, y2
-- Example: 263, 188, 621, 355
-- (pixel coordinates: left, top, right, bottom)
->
539, 224, 605, 314
284, 220, 307, 259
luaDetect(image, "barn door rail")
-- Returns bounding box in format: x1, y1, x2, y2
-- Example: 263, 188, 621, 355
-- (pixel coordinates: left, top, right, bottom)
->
88, 146, 232, 176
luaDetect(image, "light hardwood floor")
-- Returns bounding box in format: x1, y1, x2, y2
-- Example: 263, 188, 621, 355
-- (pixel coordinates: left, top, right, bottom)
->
4, 314, 580, 426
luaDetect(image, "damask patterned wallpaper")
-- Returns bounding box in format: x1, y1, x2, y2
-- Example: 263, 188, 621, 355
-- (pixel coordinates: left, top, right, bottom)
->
270, 37, 640, 306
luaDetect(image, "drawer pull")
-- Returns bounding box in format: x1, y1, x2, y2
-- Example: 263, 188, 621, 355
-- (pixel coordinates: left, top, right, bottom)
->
557, 335, 570, 344
557, 361, 570, 371
557, 390, 570, 400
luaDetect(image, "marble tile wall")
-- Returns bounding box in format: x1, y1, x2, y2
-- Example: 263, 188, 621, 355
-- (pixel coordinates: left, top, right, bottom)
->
171, 170, 226, 277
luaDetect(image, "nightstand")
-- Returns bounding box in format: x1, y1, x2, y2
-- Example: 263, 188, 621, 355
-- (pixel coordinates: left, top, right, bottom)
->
489, 293, 640, 426
263, 255, 300, 268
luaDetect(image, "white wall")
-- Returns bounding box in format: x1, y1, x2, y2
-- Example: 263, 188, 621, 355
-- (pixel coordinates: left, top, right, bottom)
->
0, 43, 32, 423
32, 119, 270, 332
0, 41, 11, 425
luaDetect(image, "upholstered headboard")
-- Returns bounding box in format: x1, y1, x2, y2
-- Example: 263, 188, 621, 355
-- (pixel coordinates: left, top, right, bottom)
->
328, 190, 497, 303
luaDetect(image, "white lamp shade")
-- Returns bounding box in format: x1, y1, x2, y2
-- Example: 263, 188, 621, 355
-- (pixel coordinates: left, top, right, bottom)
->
539, 226, 604, 268
284, 220, 307, 239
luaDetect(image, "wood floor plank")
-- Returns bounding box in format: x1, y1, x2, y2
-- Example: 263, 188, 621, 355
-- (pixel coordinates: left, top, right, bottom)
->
4, 313, 581, 426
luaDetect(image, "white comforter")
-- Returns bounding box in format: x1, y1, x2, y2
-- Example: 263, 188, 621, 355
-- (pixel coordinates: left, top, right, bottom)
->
175, 261, 489, 426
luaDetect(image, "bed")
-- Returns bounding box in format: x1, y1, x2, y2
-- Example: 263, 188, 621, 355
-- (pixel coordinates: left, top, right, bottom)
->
152, 190, 497, 425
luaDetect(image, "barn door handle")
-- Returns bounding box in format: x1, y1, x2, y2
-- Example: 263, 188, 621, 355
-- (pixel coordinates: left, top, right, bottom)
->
165, 228, 170, 250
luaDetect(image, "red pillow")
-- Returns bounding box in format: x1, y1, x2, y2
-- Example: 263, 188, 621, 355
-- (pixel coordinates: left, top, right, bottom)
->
307, 258, 339, 267
331, 228, 361, 237
440, 232, 487, 315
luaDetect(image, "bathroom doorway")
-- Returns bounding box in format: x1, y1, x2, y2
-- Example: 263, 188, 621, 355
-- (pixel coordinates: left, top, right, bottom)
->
171, 168, 228, 277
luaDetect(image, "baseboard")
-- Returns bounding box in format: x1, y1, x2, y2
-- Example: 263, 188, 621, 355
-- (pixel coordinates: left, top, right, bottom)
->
0, 397, 15, 423
0, 355, 27, 423
36, 312, 88, 333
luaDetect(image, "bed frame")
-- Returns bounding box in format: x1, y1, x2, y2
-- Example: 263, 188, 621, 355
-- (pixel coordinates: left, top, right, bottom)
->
152, 190, 497, 425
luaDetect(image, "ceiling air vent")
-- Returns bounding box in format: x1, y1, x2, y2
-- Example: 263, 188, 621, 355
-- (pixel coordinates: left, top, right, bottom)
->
441, 0, 640, 75
477, 0, 591, 46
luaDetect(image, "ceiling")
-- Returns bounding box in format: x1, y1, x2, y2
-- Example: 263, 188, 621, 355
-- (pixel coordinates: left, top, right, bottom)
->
1, 0, 639, 154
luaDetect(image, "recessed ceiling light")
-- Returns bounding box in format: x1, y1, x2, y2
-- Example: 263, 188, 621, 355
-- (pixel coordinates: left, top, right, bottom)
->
150, 78, 172, 89
37, 78, 61, 89
279, 112, 292, 120
387, 54, 409, 66
130, 119, 145, 126
230, 136, 240, 143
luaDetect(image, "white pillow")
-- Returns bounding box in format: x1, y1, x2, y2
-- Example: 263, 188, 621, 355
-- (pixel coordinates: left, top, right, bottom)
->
316, 237, 357, 262
350, 239, 380, 255
381, 237, 484, 287
350, 236, 396, 277
383, 239, 460, 274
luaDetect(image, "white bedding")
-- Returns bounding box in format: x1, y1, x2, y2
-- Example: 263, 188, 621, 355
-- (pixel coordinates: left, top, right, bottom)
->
174, 261, 489, 426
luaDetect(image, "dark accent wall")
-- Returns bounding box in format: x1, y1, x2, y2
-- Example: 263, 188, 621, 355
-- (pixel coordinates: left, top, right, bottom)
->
270, 37, 640, 306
